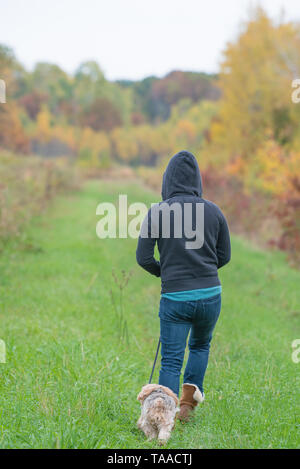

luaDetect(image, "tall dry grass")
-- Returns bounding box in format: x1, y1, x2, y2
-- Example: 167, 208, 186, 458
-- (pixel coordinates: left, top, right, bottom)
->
0, 152, 80, 248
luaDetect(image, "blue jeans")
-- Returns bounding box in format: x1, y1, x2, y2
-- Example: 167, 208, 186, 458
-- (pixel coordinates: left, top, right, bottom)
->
158, 294, 221, 396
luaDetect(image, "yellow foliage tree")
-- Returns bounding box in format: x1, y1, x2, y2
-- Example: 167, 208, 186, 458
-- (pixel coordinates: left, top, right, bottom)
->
36, 108, 52, 143
210, 8, 300, 163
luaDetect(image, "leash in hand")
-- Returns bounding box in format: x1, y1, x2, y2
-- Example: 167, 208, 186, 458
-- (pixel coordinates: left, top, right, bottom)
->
149, 337, 161, 384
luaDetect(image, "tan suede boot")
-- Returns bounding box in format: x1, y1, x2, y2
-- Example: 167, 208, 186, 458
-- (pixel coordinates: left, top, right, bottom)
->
178, 383, 205, 422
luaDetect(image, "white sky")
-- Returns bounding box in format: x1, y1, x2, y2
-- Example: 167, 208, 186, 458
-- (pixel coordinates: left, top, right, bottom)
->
1, 0, 299, 80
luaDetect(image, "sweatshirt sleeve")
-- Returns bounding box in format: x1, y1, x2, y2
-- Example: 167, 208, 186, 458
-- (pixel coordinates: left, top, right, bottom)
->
216, 214, 231, 269
136, 208, 161, 277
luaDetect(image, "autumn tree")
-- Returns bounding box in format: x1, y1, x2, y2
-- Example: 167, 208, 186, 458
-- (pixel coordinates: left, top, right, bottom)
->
19, 91, 48, 120
0, 103, 29, 153
79, 97, 122, 132
210, 8, 300, 162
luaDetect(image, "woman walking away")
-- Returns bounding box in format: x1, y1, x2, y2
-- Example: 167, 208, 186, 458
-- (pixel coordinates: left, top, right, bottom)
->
136, 150, 231, 422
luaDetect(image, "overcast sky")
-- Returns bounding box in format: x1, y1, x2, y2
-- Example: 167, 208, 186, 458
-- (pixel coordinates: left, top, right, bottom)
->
1, 0, 299, 80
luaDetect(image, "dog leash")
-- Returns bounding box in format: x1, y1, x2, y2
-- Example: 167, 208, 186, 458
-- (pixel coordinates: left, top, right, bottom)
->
148, 337, 161, 384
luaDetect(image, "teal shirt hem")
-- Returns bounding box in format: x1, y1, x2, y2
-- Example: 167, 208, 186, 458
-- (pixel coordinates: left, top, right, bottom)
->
161, 286, 222, 302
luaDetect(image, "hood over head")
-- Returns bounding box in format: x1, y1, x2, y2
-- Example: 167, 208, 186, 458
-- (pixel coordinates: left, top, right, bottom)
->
161, 150, 202, 200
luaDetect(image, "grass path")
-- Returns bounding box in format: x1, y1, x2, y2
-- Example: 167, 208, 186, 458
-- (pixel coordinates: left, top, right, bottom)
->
0, 180, 299, 449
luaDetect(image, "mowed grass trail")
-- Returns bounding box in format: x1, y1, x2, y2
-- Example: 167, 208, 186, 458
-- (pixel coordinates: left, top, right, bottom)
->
0, 180, 299, 449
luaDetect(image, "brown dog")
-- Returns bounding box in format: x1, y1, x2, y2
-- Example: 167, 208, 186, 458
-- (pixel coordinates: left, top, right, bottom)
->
137, 384, 179, 444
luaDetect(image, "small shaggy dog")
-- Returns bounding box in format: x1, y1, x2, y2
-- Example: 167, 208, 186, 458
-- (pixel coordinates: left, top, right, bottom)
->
137, 384, 179, 444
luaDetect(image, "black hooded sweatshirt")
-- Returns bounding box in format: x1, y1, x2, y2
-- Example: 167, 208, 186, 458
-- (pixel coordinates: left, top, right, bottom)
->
136, 151, 231, 293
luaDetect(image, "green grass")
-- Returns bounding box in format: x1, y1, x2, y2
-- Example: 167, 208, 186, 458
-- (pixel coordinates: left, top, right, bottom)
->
0, 180, 299, 449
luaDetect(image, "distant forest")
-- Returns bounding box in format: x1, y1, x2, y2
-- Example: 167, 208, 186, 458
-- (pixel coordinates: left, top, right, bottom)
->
0, 44, 220, 161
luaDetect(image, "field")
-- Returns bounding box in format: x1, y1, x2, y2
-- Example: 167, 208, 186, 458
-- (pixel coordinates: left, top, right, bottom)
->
0, 180, 299, 449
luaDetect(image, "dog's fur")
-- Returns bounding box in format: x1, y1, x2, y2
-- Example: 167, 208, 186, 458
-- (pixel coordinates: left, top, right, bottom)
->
137, 384, 179, 444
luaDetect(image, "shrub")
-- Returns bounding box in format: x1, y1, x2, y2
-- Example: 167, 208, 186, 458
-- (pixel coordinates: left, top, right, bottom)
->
0, 152, 80, 247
